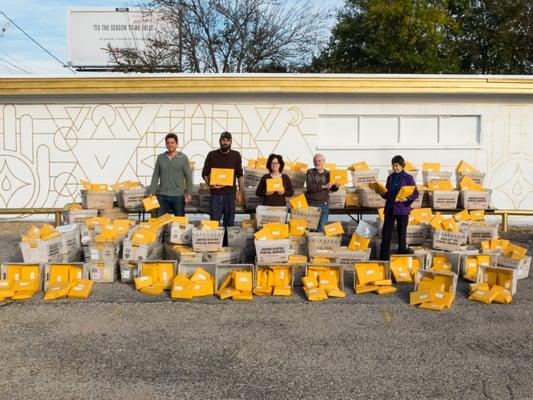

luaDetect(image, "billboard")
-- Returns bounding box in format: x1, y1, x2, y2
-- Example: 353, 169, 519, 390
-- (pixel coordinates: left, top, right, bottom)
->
67, 8, 168, 68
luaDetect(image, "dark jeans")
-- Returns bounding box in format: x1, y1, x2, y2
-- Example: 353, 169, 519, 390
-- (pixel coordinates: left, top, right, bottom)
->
379, 214, 409, 261
156, 195, 185, 216
209, 193, 236, 246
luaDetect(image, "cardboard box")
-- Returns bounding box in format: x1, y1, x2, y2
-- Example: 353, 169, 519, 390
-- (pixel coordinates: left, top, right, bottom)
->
0, 263, 44, 291
80, 190, 115, 209
333, 248, 371, 270
243, 167, 267, 188
55, 224, 82, 261
308, 233, 342, 258
87, 240, 121, 262
244, 187, 260, 210
459, 253, 497, 278
422, 171, 452, 186
429, 191, 459, 210
163, 244, 203, 263
116, 186, 150, 210
356, 188, 386, 208
477, 265, 517, 295
167, 223, 194, 245
328, 189, 346, 209
467, 223, 499, 244
289, 235, 308, 256
390, 254, 426, 279
43, 262, 88, 290
459, 190, 491, 210
255, 205, 288, 227
409, 246, 434, 270
429, 251, 463, 274
203, 247, 242, 264
406, 224, 430, 245
255, 264, 296, 292
98, 207, 129, 220
122, 240, 164, 261
62, 208, 99, 224
254, 239, 290, 264
227, 227, 255, 263
351, 169, 379, 187
88, 260, 117, 282
215, 264, 254, 291
455, 171, 485, 188
198, 188, 211, 210
497, 256, 531, 280
431, 229, 467, 252
290, 206, 321, 231
192, 228, 225, 252
20, 236, 63, 263
119, 259, 139, 282
285, 170, 306, 188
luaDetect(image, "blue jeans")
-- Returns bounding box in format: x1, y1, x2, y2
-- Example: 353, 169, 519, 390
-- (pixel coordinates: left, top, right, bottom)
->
157, 195, 185, 216
316, 202, 329, 233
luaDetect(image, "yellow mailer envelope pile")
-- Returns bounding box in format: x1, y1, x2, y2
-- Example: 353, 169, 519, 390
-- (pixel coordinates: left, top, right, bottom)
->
459, 176, 484, 191
44, 264, 93, 300
216, 269, 253, 301
410, 273, 455, 311
170, 267, 215, 300
468, 268, 513, 305
430, 255, 453, 273
354, 263, 396, 295
111, 180, 142, 191
254, 266, 292, 296
80, 180, 110, 192
303, 266, 345, 301
21, 224, 60, 242
0, 264, 41, 301
134, 262, 176, 295
390, 256, 421, 284
463, 255, 491, 282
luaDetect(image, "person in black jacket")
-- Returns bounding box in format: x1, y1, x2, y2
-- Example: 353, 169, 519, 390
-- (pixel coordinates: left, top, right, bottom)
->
255, 154, 294, 206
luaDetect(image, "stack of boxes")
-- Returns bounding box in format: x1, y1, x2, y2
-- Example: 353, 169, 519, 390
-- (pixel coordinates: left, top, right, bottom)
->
88, 218, 135, 282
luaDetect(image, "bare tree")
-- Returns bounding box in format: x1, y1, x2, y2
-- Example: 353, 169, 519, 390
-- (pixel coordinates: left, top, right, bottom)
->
106, 0, 328, 72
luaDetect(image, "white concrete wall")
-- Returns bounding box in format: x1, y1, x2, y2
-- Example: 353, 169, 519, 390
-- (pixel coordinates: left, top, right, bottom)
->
0, 93, 531, 213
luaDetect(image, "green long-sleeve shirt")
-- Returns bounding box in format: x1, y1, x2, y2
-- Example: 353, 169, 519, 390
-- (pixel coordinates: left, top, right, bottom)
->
150, 152, 193, 196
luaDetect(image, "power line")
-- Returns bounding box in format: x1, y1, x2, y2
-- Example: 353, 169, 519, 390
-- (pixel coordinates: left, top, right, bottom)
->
0, 55, 31, 74
0, 11, 76, 73
0, 48, 34, 74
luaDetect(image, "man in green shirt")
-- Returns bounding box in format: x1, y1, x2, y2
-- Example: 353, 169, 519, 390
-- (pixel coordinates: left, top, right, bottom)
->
150, 133, 193, 216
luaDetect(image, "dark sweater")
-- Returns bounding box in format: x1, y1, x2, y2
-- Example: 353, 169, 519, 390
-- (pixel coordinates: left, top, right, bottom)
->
304, 168, 338, 205
256, 173, 295, 206
202, 149, 243, 194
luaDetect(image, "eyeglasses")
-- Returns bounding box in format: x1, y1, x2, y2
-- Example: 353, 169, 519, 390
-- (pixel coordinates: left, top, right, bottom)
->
271, 161, 280, 165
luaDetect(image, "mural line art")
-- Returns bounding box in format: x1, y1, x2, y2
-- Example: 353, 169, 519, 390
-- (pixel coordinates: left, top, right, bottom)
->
0, 102, 531, 214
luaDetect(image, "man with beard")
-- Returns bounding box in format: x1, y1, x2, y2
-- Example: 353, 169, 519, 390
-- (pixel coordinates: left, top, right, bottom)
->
202, 131, 244, 241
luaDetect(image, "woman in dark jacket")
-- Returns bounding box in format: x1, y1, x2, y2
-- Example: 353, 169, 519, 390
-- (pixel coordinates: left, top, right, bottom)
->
379, 155, 419, 260
256, 154, 294, 206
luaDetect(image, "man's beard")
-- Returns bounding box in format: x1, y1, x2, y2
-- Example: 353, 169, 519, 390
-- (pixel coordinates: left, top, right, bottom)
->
220, 143, 231, 152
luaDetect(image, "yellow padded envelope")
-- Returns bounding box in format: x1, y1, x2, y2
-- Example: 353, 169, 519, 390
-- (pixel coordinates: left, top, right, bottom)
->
210, 168, 234, 186
396, 186, 415, 201
351, 161, 369, 171
323, 222, 344, 237
329, 170, 349, 186
289, 194, 308, 209
348, 234, 370, 251
289, 219, 307, 236
266, 177, 284, 192
143, 195, 160, 212
422, 163, 440, 172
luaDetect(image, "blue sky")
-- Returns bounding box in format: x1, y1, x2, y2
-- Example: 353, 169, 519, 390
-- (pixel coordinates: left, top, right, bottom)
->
0, 0, 345, 75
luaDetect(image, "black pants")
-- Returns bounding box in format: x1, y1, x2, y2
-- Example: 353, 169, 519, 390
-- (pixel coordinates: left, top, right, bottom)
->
379, 214, 409, 261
